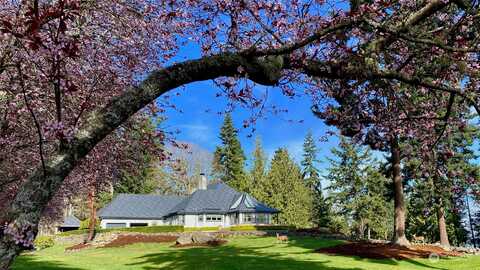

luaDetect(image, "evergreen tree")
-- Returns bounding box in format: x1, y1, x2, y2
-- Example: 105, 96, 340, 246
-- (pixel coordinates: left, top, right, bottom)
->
212, 113, 248, 191
301, 131, 320, 189
301, 131, 331, 227
249, 137, 267, 199
404, 119, 479, 247
114, 118, 162, 194
262, 148, 313, 227
326, 137, 392, 239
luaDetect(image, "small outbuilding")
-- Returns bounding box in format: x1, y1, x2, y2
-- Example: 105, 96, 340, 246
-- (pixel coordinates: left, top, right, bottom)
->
57, 215, 81, 232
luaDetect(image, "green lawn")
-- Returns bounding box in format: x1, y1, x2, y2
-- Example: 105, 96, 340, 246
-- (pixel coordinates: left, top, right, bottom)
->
13, 236, 480, 270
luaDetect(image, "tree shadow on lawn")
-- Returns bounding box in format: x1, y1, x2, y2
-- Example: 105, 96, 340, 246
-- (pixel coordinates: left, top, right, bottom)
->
352, 256, 449, 270
13, 255, 87, 270
285, 237, 449, 270
127, 244, 364, 270
128, 237, 452, 270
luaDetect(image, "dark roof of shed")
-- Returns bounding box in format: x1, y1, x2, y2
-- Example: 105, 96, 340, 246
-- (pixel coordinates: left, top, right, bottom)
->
60, 216, 81, 228
98, 194, 185, 219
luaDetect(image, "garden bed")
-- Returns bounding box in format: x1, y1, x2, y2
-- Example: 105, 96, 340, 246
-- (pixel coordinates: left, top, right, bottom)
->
100, 234, 178, 248
315, 242, 463, 259
174, 239, 228, 248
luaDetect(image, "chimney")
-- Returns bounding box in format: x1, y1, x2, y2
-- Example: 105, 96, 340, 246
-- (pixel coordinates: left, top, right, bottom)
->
199, 173, 208, 190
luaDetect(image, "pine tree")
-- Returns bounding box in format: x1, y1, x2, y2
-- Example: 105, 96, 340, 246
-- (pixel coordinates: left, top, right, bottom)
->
249, 136, 267, 199
404, 119, 480, 247
326, 136, 392, 239
263, 148, 313, 227
301, 131, 331, 227
212, 113, 248, 191
301, 131, 320, 189
114, 118, 162, 195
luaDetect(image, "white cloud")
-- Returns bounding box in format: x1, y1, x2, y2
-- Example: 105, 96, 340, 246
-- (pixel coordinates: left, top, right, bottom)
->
177, 124, 214, 144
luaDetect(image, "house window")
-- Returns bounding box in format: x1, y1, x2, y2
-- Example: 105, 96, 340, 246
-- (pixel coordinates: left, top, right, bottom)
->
130, 223, 148, 227
105, 223, 126, 228
198, 215, 204, 222
178, 215, 185, 224
206, 215, 222, 222
243, 213, 254, 223
256, 214, 268, 224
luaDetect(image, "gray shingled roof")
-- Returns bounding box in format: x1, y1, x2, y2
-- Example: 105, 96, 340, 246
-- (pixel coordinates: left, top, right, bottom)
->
229, 193, 280, 213
99, 183, 279, 219
98, 194, 185, 219
167, 183, 240, 215
60, 216, 81, 228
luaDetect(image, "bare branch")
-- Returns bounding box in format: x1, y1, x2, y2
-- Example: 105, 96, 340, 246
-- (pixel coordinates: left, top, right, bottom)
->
17, 65, 47, 177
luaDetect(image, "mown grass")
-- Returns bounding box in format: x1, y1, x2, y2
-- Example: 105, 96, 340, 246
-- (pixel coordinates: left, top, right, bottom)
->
13, 236, 480, 270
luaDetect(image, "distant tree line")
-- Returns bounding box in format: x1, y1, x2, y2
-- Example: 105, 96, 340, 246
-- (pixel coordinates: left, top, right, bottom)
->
77, 113, 479, 248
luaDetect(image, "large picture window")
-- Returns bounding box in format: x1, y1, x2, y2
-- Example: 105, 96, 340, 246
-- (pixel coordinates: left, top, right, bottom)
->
206, 215, 222, 222
243, 213, 254, 223
256, 214, 268, 224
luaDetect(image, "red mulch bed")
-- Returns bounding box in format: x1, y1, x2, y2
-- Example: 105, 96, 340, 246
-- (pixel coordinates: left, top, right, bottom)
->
101, 235, 178, 248
65, 243, 91, 252
316, 242, 463, 260
174, 239, 228, 248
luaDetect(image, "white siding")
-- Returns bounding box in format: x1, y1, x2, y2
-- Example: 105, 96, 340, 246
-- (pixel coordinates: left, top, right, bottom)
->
184, 215, 198, 227
100, 218, 165, 229
100, 213, 272, 229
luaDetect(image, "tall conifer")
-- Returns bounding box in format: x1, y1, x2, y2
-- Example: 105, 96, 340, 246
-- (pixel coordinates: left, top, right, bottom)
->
212, 113, 247, 191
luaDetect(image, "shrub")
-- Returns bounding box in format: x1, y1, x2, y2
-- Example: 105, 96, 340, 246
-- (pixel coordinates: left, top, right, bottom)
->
229, 225, 293, 231
327, 216, 349, 235
79, 219, 100, 230
34, 236, 55, 250
105, 225, 184, 234
184, 226, 220, 232
59, 225, 185, 236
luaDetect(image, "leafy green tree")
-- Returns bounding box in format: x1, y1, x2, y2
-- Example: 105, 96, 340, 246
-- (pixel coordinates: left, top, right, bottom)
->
114, 170, 158, 194
114, 118, 163, 195
248, 137, 267, 199
404, 120, 479, 247
262, 148, 313, 227
301, 131, 331, 227
212, 113, 248, 191
326, 137, 392, 239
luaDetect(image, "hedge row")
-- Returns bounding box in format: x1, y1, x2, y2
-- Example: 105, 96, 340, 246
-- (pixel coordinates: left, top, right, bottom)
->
58, 224, 292, 236
184, 226, 220, 232
58, 225, 184, 236
229, 225, 293, 231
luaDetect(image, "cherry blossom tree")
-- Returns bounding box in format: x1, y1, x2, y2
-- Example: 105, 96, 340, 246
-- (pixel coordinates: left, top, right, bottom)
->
1, 0, 480, 267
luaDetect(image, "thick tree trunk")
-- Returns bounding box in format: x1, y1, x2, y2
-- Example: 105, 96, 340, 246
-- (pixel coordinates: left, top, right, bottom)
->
391, 138, 410, 246
0, 242, 22, 270
0, 53, 286, 269
437, 200, 450, 248
86, 189, 96, 243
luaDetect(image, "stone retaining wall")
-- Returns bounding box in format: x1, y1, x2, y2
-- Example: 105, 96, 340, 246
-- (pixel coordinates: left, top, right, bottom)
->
54, 230, 283, 245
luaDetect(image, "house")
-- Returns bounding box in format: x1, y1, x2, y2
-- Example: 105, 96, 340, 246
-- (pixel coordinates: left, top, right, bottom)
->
98, 175, 279, 229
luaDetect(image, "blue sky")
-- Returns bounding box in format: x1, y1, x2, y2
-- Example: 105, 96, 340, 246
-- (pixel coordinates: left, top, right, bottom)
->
157, 42, 342, 174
